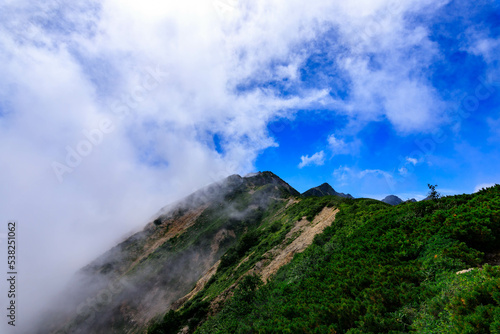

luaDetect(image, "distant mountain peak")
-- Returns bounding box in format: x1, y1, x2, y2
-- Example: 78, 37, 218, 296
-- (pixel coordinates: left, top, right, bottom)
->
302, 183, 353, 199
382, 195, 403, 206
381, 195, 418, 205
318, 182, 334, 190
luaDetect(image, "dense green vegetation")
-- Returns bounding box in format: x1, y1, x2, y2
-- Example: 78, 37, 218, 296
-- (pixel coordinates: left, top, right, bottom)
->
148, 185, 500, 334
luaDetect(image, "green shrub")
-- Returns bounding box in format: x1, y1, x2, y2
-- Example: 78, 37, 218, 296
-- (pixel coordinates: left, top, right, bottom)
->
147, 185, 500, 334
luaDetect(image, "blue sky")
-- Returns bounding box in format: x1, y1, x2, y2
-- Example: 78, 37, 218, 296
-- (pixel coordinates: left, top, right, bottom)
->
250, 0, 500, 199
0, 1, 499, 328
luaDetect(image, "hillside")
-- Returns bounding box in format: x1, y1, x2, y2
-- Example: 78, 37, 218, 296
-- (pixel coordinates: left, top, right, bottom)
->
41, 172, 300, 334
148, 184, 500, 333
43, 175, 500, 334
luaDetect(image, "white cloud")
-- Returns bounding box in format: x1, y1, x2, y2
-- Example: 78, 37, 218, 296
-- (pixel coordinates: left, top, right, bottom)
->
398, 157, 419, 175
298, 151, 325, 168
462, 26, 500, 85
322, 0, 450, 133
328, 135, 346, 150
359, 169, 393, 180
464, 26, 500, 64
468, 37, 500, 64
474, 183, 496, 193
406, 157, 418, 165
398, 167, 409, 176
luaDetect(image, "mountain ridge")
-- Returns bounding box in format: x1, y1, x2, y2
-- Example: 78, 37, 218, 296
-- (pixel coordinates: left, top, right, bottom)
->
39, 174, 500, 334
40, 171, 301, 334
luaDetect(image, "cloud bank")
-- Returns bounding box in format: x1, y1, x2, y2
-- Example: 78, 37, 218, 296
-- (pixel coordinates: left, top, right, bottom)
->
298, 151, 326, 168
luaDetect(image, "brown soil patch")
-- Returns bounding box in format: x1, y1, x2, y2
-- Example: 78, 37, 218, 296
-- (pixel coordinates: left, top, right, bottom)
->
127, 205, 208, 274
258, 206, 339, 281
207, 206, 339, 315
171, 260, 221, 310
211, 229, 236, 257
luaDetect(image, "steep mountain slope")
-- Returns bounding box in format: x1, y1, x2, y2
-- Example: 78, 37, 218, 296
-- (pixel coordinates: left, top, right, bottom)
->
42, 172, 300, 334
43, 175, 500, 334
149, 185, 500, 334
147, 194, 349, 334
302, 182, 353, 199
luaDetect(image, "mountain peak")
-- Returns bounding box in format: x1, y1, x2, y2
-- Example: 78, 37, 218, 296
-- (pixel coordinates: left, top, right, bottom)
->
241, 171, 300, 196
156, 171, 299, 219
381, 195, 403, 206
318, 182, 335, 191
302, 183, 353, 199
